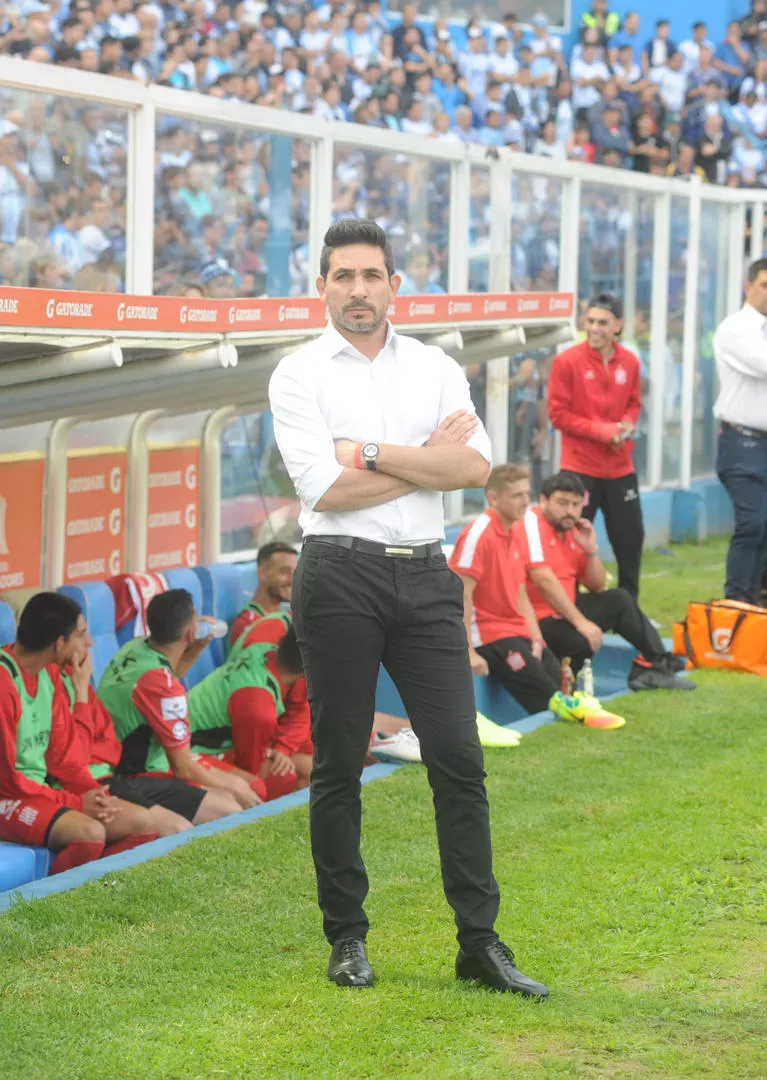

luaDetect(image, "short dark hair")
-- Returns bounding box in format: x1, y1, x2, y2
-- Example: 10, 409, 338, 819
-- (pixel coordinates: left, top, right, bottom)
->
17, 593, 81, 652
147, 589, 195, 645
587, 292, 623, 320
276, 624, 303, 675
257, 541, 298, 566
319, 219, 395, 280
747, 257, 767, 282
540, 472, 586, 499
692, 20, 706, 30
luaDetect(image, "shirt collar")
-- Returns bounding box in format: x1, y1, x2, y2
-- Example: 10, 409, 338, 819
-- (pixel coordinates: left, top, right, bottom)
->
486, 507, 512, 534
742, 302, 767, 328
318, 319, 397, 361
584, 341, 620, 365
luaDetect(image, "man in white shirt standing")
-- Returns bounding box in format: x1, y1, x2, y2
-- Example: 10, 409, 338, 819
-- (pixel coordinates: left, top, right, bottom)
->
570, 43, 610, 118
269, 220, 548, 999
714, 258, 767, 603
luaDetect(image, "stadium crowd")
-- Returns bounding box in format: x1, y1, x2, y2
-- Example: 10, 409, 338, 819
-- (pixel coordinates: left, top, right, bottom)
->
0, 1, 766, 296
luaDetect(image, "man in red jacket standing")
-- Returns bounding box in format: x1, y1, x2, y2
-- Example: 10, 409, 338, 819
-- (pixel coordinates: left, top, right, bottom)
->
548, 293, 644, 598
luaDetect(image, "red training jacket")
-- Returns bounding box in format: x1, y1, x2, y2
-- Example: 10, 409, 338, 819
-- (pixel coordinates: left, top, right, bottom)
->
547, 341, 641, 478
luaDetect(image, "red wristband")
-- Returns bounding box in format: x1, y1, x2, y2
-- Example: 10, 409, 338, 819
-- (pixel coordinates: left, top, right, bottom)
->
353, 443, 365, 470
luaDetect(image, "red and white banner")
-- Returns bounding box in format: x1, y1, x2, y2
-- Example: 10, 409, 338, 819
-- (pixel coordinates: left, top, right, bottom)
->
146, 446, 199, 572
0, 456, 45, 591
0, 288, 573, 334
64, 451, 127, 584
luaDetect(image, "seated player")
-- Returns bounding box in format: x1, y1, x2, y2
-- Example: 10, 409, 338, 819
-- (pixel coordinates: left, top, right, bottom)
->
61, 634, 218, 834
448, 464, 561, 715
0, 593, 157, 875
97, 589, 258, 813
228, 542, 298, 649
511, 471, 695, 691
188, 626, 308, 801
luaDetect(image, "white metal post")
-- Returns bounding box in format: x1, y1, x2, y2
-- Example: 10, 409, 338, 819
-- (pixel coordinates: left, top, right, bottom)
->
127, 410, 165, 571
648, 191, 671, 490
680, 180, 702, 490
727, 202, 746, 315
308, 133, 333, 282
44, 418, 76, 587
553, 174, 582, 472
126, 101, 156, 295
622, 189, 638, 344
485, 156, 512, 468
751, 200, 764, 261
201, 407, 237, 564
448, 157, 471, 293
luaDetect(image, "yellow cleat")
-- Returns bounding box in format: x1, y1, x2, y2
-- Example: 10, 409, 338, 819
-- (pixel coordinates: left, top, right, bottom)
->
475, 711, 522, 747
548, 691, 626, 730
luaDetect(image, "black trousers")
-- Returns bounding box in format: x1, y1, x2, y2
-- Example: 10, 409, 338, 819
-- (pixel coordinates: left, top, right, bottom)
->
476, 636, 560, 715
292, 539, 500, 950
576, 471, 644, 599
540, 588, 665, 674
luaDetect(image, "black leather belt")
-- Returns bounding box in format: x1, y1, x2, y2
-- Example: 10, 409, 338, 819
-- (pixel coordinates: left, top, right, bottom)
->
304, 535, 443, 559
721, 421, 767, 440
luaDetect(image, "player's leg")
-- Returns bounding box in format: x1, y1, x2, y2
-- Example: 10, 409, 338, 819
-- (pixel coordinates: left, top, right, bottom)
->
383, 556, 499, 952
291, 750, 313, 789
292, 542, 387, 946
476, 636, 561, 715
602, 473, 644, 599
538, 614, 593, 673
575, 473, 604, 523
46, 806, 107, 874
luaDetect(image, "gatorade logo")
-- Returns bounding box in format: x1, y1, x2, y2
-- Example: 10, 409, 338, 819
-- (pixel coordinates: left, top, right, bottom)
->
278, 304, 285, 322
117, 302, 125, 322
448, 300, 472, 315
109, 466, 122, 494
109, 508, 121, 536
108, 549, 121, 575
185, 464, 197, 490
228, 306, 236, 324
46, 298, 55, 319
185, 542, 197, 567
180, 305, 188, 325
185, 503, 196, 529
483, 299, 507, 315
712, 628, 732, 652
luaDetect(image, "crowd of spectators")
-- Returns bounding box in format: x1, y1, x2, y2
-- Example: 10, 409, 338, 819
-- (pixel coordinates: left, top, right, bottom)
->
0, 1, 765, 295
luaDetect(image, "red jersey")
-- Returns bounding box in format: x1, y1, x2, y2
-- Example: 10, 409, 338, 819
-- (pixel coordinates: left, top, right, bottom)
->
68, 680, 122, 776
227, 650, 310, 770
512, 507, 589, 621
238, 613, 311, 756
547, 340, 641, 478
448, 509, 529, 646
0, 647, 99, 810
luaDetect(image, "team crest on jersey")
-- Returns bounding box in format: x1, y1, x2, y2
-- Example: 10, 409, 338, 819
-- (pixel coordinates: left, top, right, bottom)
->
172, 720, 189, 741
615, 367, 627, 384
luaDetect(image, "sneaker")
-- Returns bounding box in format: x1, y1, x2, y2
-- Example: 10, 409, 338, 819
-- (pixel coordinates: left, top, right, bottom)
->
475, 711, 521, 747
549, 691, 626, 730
628, 658, 696, 691
369, 727, 422, 763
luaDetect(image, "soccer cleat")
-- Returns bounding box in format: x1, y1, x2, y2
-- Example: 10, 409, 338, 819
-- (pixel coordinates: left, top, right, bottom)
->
369, 727, 422, 763
475, 711, 521, 748
548, 690, 626, 730
628, 657, 696, 691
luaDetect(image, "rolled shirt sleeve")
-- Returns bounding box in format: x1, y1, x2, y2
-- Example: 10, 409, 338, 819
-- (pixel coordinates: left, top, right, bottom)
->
269, 358, 345, 512
437, 352, 493, 465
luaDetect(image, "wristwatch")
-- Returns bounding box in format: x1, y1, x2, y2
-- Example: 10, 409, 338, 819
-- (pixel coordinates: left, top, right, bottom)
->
360, 442, 380, 471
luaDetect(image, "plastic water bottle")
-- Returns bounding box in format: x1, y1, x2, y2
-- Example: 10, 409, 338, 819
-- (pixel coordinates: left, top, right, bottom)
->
195, 619, 228, 640
580, 658, 594, 698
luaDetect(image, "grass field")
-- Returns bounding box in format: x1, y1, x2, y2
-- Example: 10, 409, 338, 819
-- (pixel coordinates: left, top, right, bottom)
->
1, 539, 766, 1080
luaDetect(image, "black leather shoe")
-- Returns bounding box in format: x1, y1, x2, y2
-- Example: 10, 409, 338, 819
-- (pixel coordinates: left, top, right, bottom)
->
328, 938, 374, 988
456, 941, 548, 998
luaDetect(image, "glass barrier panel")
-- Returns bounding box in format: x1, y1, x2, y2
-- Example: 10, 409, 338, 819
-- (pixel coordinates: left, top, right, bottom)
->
692, 202, 729, 479
469, 166, 490, 293
511, 171, 563, 291
619, 191, 655, 488
332, 145, 450, 292
0, 90, 128, 291
663, 196, 689, 485
154, 118, 312, 298
220, 412, 301, 555
507, 347, 557, 495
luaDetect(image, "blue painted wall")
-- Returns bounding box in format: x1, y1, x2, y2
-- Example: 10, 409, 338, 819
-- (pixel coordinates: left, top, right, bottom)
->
563, 0, 738, 56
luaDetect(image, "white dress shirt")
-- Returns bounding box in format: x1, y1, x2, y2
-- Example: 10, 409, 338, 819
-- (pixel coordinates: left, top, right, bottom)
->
713, 302, 767, 431
269, 322, 492, 544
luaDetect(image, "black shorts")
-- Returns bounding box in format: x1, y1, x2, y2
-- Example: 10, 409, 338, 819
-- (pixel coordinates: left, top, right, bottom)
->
105, 775, 206, 823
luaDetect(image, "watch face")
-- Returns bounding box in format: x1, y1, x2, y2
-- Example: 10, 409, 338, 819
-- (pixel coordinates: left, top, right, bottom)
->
361, 442, 378, 460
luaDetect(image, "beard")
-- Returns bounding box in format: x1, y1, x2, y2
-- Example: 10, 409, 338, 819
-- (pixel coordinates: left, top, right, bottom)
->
332, 303, 387, 335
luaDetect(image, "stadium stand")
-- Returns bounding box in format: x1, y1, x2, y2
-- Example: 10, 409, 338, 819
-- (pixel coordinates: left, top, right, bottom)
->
0, 1, 764, 296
